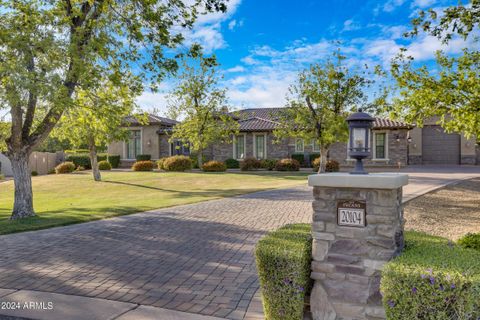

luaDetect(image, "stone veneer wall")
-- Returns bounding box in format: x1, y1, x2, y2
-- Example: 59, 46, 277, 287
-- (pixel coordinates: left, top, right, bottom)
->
477, 145, 480, 165
310, 186, 404, 320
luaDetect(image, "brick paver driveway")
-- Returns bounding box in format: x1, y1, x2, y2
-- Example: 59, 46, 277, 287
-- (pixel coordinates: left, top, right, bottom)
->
0, 186, 312, 319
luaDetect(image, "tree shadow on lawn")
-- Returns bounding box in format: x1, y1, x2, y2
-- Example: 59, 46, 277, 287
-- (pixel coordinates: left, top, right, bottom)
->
0, 215, 268, 318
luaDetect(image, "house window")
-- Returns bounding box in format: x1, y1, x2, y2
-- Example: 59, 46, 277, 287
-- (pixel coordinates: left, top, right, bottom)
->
295, 138, 304, 153
234, 135, 245, 159
312, 139, 320, 152
126, 130, 141, 159
171, 140, 190, 156
255, 135, 266, 159
374, 132, 387, 159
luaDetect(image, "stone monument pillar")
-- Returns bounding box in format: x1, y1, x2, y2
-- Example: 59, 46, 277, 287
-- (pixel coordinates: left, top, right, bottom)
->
308, 173, 408, 320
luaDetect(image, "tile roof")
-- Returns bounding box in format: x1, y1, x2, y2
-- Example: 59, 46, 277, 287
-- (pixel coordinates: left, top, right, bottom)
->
232, 108, 413, 131
124, 114, 178, 126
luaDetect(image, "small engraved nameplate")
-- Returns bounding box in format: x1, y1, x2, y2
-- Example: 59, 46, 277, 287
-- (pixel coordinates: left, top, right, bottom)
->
337, 200, 366, 227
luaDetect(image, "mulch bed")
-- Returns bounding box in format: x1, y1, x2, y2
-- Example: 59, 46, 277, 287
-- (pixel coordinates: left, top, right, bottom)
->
404, 177, 480, 241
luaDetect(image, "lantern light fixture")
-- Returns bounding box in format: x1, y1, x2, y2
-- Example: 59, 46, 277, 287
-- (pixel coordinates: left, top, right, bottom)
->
346, 109, 375, 175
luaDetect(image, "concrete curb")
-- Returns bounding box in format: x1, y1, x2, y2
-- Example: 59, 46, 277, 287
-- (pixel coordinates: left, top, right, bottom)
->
0, 289, 224, 320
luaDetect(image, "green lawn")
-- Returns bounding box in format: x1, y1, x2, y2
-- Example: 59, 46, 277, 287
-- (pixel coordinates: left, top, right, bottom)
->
0, 171, 309, 235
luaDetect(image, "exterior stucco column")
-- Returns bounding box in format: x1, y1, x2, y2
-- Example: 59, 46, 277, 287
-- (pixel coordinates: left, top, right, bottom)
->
308, 173, 408, 320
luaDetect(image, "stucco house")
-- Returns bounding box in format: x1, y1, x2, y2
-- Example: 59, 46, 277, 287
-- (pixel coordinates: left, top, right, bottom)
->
107, 108, 479, 167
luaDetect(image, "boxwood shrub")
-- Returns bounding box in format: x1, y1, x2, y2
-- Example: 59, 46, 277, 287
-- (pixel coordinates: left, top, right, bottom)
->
381, 231, 480, 320
132, 160, 155, 172
136, 154, 151, 161
240, 157, 261, 171
66, 154, 91, 169
55, 162, 75, 174
225, 158, 240, 169
275, 158, 300, 171
202, 160, 227, 172
255, 224, 312, 320
107, 155, 121, 168
457, 233, 480, 251
291, 153, 305, 166
98, 160, 112, 171
260, 159, 277, 171
163, 155, 193, 172
157, 157, 167, 170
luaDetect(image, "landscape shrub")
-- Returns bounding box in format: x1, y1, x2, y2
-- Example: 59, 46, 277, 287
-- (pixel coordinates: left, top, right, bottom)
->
202, 160, 227, 172
98, 160, 112, 171
66, 154, 91, 169
260, 159, 277, 171
107, 155, 121, 168
75, 166, 86, 171
309, 153, 320, 164
97, 154, 108, 162
163, 155, 193, 172
0, 174, 4, 180
381, 231, 480, 320
225, 158, 240, 169
312, 158, 340, 172
136, 154, 151, 161
55, 162, 75, 174
131, 160, 155, 172
240, 157, 261, 171
190, 154, 208, 168
156, 158, 167, 170
255, 224, 312, 320
47, 169, 55, 174
31, 171, 38, 176
65, 149, 89, 155
275, 158, 300, 171
291, 153, 305, 166
458, 233, 480, 251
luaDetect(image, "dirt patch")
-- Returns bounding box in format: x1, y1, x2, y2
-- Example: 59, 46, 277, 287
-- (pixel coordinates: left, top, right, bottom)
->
404, 177, 480, 241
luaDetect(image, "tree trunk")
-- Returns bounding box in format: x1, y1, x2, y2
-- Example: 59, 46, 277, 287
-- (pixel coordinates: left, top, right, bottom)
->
317, 147, 328, 174
197, 150, 203, 169
89, 138, 101, 182
9, 151, 35, 219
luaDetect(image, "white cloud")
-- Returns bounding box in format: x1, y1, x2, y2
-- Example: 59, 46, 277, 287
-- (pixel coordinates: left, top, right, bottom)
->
342, 19, 361, 32
241, 55, 260, 65
226, 65, 246, 73
136, 91, 169, 115
383, 0, 407, 12
412, 0, 437, 8
228, 19, 244, 30
180, 0, 242, 53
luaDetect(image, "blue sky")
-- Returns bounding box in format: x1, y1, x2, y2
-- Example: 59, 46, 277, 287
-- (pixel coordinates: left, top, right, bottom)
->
138, 0, 476, 115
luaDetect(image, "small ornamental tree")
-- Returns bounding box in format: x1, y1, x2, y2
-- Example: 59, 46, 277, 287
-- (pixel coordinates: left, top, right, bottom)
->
274, 51, 376, 173
0, 0, 228, 220
53, 80, 140, 181
168, 45, 239, 168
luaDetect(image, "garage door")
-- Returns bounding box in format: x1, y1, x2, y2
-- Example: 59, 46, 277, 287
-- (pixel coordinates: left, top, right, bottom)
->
422, 125, 460, 164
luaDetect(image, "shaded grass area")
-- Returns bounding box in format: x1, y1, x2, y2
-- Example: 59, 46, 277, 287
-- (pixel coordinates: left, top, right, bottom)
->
0, 171, 309, 235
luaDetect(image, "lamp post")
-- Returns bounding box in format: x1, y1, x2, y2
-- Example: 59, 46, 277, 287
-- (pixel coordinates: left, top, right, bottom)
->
346, 109, 375, 175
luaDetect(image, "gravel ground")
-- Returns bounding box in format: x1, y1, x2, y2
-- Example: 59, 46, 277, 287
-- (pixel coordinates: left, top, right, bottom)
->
404, 177, 480, 241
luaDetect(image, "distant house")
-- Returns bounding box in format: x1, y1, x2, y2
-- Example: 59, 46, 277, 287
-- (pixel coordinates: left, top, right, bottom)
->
107, 108, 479, 167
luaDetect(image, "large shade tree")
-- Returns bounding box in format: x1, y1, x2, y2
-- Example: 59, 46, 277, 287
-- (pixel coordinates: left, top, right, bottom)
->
391, 0, 480, 138
168, 44, 239, 168
274, 51, 381, 173
0, 0, 228, 219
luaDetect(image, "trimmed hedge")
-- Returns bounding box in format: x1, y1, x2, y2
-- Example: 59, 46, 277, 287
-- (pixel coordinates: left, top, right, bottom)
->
291, 153, 305, 166
66, 153, 120, 169
108, 155, 120, 168
132, 161, 155, 171
255, 224, 313, 320
275, 158, 300, 171
381, 231, 480, 320
55, 162, 75, 174
202, 160, 227, 172
260, 159, 277, 171
458, 233, 480, 251
98, 160, 112, 171
163, 155, 193, 172
136, 154, 151, 161
225, 158, 240, 169
309, 153, 320, 164
240, 157, 261, 171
